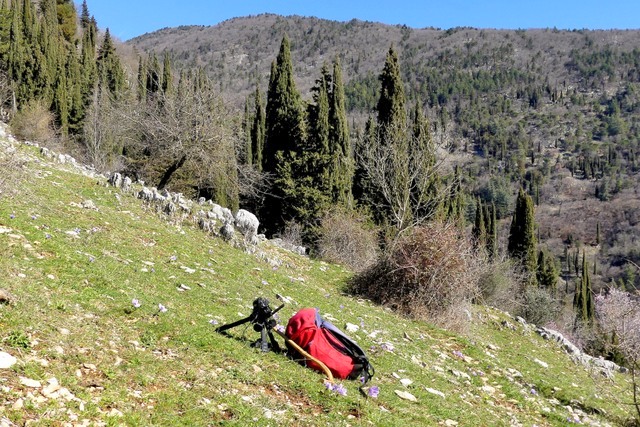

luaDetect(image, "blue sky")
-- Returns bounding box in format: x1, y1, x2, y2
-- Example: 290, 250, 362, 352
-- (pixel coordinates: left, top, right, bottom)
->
84, 0, 640, 41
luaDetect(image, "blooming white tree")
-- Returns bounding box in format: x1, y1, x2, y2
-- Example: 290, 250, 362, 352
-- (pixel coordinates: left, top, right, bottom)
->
596, 288, 640, 421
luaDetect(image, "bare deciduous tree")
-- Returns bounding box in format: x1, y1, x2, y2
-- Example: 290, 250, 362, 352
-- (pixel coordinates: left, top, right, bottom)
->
125, 76, 240, 206
82, 87, 129, 172
356, 120, 454, 237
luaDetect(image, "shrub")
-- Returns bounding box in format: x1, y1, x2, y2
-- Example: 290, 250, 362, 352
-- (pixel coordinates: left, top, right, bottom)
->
0, 145, 24, 198
10, 99, 56, 145
349, 221, 480, 330
316, 209, 380, 272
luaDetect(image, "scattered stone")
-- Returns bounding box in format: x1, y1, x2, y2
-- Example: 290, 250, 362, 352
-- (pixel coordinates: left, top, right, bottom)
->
0, 352, 17, 369
81, 199, 97, 210
58, 327, 71, 335
400, 378, 413, 387
345, 323, 359, 333
19, 377, 42, 388
425, 388, 445, 398
445, 420, 459, 426
12, 398, 24, 411
235, 209, 259, 238
395, 390, 418, 402
534, 358, 549, 369
0, 289, 16, 305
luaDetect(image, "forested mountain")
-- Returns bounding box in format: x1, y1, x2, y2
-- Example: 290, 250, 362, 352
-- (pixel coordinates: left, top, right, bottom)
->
128, 15, 640, 292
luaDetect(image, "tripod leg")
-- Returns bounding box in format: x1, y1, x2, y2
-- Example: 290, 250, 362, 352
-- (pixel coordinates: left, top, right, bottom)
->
215, 315, 252, 334
259, 327, 269, 352
268, 331, 282, 353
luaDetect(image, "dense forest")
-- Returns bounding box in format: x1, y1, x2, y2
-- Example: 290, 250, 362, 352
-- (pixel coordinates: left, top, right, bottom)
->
2, 3, 640, 337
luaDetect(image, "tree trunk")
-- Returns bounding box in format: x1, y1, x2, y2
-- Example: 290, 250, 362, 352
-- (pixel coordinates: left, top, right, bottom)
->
157, 155, 186, 190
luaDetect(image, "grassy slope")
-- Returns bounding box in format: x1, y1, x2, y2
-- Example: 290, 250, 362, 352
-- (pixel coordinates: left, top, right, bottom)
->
0, 135, 633, 426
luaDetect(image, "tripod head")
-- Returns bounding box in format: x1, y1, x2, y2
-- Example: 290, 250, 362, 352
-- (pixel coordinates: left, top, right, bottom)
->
215, 296, 285, 352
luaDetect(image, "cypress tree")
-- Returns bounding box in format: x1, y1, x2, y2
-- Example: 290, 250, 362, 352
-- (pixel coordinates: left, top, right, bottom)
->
96, 29, 124, 97
262, 34, 306, 234
145, 52, 160, 99
80, 0, 90, 29
472, 198, 486, 250
136, 56, 147, 101
537, 249, 558, 292
263, 34, 305, 174
377, 45, 406, 143
573, 252, 595, 324
486, 202, 498, 260
250, 85, 265, 171
161, 53, 173, 95
328, 57, 353, 207
508, 188, 537, 282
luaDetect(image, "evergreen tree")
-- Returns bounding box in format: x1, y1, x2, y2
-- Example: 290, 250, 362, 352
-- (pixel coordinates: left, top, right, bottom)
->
472, 198, 486, 250
263, 34, 305, 174
96, 29, 124, 97
261, 34, 306, 234
536, 249, 558, 292
145, 52, 160, 99
250, 85, 265, 171
508, 188, 537, 282
573, 252, 595, 324
486, 202, 498, 260
161, 53, 172, 95
328, 57, 353, 207
136, 56, 147, 101
377, 46, 406, 143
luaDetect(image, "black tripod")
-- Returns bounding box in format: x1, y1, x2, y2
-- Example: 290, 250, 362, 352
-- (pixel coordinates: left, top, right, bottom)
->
215, 297, 285, 353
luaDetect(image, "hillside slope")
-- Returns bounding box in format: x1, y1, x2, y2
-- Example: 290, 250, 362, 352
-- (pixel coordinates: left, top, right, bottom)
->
0, 124, 634, 425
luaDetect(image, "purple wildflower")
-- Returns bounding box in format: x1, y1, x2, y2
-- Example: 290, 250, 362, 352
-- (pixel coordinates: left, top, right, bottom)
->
169, 255, 177, 262
209, 319, 219, 325
367, 386, 380, 398
261, 280, 269, 286
158, 303, 168, 313
333, 383, 347, 396
9, 214, 15, 219
31, 215, 37, 220
453, 350, 464, 359
275, 325, 285, 334
132, 299, 141, 308
530, 388, 537, 395
380, 342, 395, 352
45, 233, 52, 239
88, 256, 95, 263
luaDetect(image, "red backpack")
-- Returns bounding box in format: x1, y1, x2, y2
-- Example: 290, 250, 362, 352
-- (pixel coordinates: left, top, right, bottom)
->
285, 308, 374, 382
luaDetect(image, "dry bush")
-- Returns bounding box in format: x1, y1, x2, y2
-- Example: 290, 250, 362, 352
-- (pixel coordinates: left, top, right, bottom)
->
478, 258, 562, 326
349, 221, 480, 331
10, 100, 56, 146
477, 258, 525, 311
316, 209, 380, 272
0, 147, 25, 198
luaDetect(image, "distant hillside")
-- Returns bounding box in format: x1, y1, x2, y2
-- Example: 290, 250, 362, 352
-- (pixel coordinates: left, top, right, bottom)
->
128, 14, 640, 109
128, 15, 640, 291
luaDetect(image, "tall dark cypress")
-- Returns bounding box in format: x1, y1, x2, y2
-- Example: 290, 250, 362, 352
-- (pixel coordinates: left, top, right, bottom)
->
377, 46, 406, 143
508, 188, 537, 282
250, 85, 265, 171
263, 34, 305, 174
96, 29, 124, 97
328, 57, 353, 206
261, 34, 306, 234
161, 53, 172, 95
573, 252, 594, 324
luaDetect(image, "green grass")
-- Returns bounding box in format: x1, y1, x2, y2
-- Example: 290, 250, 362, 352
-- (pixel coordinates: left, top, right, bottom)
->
0, 141, 634, 426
